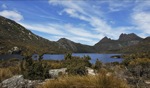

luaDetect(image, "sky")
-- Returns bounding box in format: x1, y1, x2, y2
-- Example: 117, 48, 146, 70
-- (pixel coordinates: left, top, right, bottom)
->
0, 0, 150, 45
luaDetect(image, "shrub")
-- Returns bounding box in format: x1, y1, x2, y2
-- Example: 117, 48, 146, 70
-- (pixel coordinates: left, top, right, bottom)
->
64, 54, 92, 75
83, 55, 92, 67
20, 55, 50, 80
94, 59, 102, 71
64, 53, 72, 60
128, 58, 150, 78
67, 62, 87, 75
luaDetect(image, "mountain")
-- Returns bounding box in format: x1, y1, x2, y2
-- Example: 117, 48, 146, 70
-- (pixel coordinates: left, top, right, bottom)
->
118, 36, 150, 53
119, 33, 142, 41
0, 16, 67, 55
57, 33, 148, 53
57, 38, 96, 53
94, 33, 143, 53
0, 16, 149, 55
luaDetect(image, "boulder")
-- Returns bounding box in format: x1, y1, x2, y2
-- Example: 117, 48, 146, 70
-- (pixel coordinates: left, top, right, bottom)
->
1, 75, 24, 88
1, 75, 43, 88
49, 68, 67, 78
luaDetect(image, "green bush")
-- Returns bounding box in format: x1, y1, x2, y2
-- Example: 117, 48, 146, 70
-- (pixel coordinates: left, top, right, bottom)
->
20, 55, 50, 80
64, 53, 72, 60
94, 59, 102, 71
64, 54, 91, 75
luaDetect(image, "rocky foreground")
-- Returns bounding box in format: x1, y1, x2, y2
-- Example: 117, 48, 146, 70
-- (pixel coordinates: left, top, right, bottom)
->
0, 75, 42, 88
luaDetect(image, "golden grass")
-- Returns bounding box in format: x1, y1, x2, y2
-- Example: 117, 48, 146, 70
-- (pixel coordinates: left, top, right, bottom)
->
37, 71, 129, 88
0, 65, 21, 82
0, 67, 13, 82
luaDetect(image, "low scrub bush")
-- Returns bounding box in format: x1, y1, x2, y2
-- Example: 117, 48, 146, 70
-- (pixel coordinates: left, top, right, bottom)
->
21, 56, 50, 80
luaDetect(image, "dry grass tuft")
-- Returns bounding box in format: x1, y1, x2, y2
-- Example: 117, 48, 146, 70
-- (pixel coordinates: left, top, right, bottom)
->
38, 70, 129, 88
0, 64, 21, 82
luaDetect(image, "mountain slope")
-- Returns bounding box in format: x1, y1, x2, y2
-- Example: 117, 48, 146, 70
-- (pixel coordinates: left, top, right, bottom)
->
0, 16, 67, 55
57, 38, 96, 53
118, 36, 150, 53
94, 33, 143, 53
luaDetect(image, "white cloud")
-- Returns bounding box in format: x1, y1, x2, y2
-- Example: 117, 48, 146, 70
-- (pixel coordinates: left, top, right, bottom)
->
133, 1, 150, 12
49, 0, 128, 40
96, 0, 132, 12
63, 24, 102, 39
20, 23, 66, 36
131, 1, 150, 36
132, 12, 150, 34
107, 0, 132, 12
2, 4, 7, 9
0, 10, 23, 21
20, 22, 103, 45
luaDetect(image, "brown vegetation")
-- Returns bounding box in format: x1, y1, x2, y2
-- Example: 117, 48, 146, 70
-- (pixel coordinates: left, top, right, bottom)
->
38, 69, 129, 88
0, 60, 21, 82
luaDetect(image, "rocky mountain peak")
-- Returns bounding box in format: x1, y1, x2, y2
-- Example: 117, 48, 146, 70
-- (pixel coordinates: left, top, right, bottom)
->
100, 36, 112, 42
119, 33, 142, 41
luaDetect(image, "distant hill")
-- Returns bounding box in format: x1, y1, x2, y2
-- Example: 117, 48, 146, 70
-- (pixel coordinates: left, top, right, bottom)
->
57, 38, 96, 53
0, 16, 67, 55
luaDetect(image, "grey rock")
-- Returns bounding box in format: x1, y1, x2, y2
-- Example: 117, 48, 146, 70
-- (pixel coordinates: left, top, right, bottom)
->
1, 75, 43, 88
49, 68, 67, 78
1, 75, 24, 88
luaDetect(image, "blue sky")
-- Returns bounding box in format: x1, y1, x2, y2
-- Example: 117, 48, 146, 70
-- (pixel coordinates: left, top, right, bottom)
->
0, 0, 150, 45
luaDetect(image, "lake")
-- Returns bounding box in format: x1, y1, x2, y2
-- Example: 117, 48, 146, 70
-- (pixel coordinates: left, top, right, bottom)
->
0, 53, 123, 63
43, 53, 123, 63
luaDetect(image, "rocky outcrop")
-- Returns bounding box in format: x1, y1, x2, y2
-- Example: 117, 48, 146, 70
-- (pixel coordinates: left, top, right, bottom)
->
0, 75, 43, 88
1, 75, 24, 88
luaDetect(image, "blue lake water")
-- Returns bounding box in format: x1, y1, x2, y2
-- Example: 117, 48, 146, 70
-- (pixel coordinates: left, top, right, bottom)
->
43, 53, 123, 63
0, 53, 123, 63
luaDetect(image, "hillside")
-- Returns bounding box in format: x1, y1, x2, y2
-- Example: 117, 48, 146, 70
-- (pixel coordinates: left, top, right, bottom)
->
57, 38, 96, 53
0, 16, 67, 55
